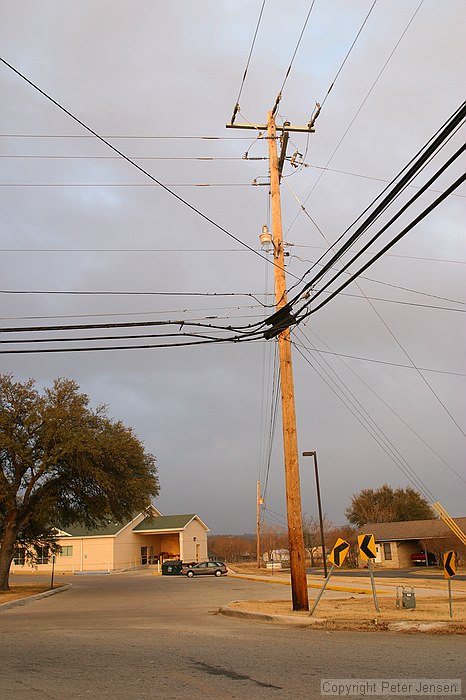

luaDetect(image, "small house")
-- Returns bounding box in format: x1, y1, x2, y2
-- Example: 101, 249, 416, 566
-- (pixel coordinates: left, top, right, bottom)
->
358, 517, 466, 568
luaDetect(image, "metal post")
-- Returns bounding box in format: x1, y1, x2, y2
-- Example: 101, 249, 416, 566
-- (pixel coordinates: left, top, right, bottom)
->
303, 451, 327, 577
368, 559, 379, 612
50, 554, 55, 590
256, 480, 261, 568
310, 564, 335, 616
448, 578, 453, 618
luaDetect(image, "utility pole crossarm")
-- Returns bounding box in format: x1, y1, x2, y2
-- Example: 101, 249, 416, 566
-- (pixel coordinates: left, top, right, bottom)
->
226, 123, 315, 133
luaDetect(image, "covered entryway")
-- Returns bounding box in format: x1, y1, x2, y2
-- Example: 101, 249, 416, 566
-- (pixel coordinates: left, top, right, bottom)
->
133, 514, 209, 564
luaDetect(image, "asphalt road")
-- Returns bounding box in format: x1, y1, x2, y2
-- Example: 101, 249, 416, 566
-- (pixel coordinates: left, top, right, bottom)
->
1, 571, 464, 699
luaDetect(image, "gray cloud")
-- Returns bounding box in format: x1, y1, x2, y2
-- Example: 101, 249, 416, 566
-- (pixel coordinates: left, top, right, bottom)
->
1, 1, 465, 533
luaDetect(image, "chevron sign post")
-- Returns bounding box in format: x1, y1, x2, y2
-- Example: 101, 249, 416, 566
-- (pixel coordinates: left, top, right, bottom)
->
358, 533, 379, 613
310, 539, 350, 616
444, 551, 457, 618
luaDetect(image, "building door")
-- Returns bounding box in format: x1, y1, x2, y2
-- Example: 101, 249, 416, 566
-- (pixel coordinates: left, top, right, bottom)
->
141, 546, 148, 565
196, 544, 200, 562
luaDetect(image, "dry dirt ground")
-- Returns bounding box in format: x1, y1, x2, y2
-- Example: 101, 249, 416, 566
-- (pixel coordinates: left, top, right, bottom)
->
228, 596, 466, 623
227, 563, 466, 631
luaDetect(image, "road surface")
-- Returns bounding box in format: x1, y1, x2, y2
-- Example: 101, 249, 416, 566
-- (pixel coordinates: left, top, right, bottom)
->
1, 571, 464, 699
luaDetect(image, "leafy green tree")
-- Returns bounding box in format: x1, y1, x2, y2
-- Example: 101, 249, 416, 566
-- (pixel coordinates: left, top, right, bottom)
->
0, 374, 158, 590
345, 484, 435, 528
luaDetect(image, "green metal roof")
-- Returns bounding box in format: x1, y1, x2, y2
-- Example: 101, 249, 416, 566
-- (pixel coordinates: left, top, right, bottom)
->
60, 520, 131, 537
60, 509, 155, 538
133, 514, 198, 532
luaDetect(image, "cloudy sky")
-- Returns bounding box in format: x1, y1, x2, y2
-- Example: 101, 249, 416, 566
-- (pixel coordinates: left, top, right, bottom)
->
1, 1, 465, 534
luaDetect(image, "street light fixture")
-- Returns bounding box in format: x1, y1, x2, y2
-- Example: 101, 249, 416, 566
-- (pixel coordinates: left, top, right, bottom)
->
302, 450, 328, 577
259, 224, 273, 253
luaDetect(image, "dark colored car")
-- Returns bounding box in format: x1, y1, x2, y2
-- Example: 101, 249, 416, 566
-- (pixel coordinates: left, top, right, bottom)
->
184, 561, 228, 578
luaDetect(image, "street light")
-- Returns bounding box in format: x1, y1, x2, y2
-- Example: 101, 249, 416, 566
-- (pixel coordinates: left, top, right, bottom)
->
302, 450, 328, 577
259, 224, 273, 253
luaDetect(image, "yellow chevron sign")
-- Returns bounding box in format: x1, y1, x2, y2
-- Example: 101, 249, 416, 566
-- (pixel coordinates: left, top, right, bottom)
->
358, 533, 376, 560
444, 551, 457, 579
328, 538, 350, 567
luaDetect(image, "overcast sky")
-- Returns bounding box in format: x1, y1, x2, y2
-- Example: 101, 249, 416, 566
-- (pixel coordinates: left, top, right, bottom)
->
1, 1, 465, 534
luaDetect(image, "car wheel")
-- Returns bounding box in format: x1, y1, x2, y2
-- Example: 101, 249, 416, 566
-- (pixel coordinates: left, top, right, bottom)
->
215, 570, 222, 577
187, 570, 194, 578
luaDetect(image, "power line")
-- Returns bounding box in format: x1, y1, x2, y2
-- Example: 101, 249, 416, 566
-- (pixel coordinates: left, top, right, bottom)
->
0, 317, 265, 335
332, 294, 466, 314
293, 347, 465, 378
287, 0, 425, 233
4, 151, 463, 197
0, 182, 255, 188
289, 104, 466, 310
293, 332, 438, 503
3, 246, 464, 264
0, 290, 270, 303
294, 159, 465, 198
0, 303, 269, 323
0, 57, 271, 266
0, 133, 259, 140
0, 334, 264, 355
291, 169, 466, 442
286, 104, 466, 300
0, 155, 264, 161
319, 0, 378, 109
305, 329, 466, 488
230, 0, 267, 124
271, 0, 317, 116
286, 249, 466, 306
298, 168, 466, 319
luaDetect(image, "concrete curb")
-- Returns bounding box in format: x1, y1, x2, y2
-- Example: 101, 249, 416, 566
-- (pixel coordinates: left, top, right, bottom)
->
0, 584, 72, 611
219, 605, 326, 626
219, 604, 463, 633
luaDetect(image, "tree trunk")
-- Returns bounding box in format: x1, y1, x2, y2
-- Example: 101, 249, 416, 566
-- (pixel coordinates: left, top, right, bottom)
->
0, 518, 19, 591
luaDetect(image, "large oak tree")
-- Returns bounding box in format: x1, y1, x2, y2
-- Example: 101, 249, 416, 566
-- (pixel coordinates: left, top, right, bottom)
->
345, 484, 435, 528
0, 374, 159, 590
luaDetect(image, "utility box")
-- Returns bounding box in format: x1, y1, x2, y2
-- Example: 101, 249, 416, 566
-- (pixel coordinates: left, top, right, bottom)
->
161, 560, 183, 576
396, 586, 416, 609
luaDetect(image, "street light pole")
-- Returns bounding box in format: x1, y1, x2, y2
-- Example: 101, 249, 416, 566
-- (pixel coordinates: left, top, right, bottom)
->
302, 451, 327, 577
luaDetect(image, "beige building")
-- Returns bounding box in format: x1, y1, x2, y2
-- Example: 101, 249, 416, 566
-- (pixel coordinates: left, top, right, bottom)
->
12, 507, 209, 574
359, 517, 466, 568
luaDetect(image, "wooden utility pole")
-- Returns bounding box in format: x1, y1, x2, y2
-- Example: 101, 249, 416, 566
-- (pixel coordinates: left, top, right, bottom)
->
226, 111, 313, 611
256, 480, 262, 568
267, 111, 309, 611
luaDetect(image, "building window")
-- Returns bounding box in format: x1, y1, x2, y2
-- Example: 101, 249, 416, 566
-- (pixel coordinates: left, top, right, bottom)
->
60, 546, 73, 557
14, 548, 26, 565
35, 546, 49, 565
383, 542, 392, 561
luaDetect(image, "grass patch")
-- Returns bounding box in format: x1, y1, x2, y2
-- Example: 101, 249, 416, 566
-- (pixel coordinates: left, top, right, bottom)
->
0, 584, 50, 603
